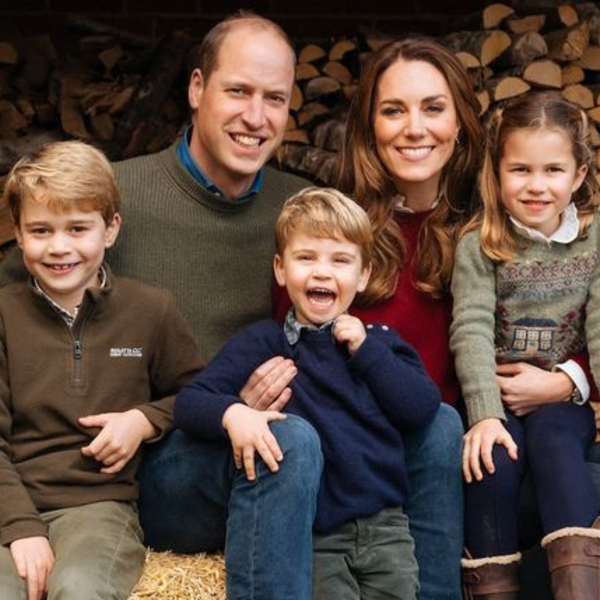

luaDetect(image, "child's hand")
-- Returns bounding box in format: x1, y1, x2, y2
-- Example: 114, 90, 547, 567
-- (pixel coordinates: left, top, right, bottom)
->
333, 314, 367, 355
462, 418, 518, 484
10, 536, 54, 600
79, 409, 156, 474
222, 404, 286, 481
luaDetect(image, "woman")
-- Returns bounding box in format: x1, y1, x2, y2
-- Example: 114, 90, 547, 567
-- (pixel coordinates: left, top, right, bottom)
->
339, 37, 481, 600
276, 37, 482, 600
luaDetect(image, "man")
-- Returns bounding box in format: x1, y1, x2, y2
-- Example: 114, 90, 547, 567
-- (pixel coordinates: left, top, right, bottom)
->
115, 13, 324, 600
110, 13, 310, 361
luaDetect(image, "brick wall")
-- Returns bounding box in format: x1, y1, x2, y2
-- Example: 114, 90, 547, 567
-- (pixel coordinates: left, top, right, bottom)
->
0, 0, 492, 40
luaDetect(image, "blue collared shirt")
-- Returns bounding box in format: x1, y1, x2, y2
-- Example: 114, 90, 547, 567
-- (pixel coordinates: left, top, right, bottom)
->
283, 308, 336, 346
176, 127, 265, 200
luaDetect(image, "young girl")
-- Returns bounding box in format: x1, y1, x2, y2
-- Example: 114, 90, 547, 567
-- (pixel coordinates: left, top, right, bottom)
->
451, 91, 600, 600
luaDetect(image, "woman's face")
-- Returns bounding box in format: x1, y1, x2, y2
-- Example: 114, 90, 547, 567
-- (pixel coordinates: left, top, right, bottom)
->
372, 58, 459, 200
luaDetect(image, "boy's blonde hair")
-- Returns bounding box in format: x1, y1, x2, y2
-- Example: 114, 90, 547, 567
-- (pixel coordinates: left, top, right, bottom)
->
275, 187, 373, 267
476, 91, 600, 262
4, 140, 121, 226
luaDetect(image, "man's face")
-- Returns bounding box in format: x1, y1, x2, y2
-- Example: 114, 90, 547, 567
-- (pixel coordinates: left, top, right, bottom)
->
188, 26, 295, 199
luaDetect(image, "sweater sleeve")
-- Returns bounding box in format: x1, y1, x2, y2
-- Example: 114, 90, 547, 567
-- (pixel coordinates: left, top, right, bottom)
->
174, 321, 280, 441
584, 223, 600, 395
349, 327, 441, 430
450, 231, 506, 426
0, 315, 48, 545
136, 291, 205, 441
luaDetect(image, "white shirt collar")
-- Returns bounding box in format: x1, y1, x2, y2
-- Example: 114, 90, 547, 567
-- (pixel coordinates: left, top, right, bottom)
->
393, 193, 441, 214
509, 203, 579, 245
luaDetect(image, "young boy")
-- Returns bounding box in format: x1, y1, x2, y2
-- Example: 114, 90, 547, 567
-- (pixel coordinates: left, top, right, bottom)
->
174, 187, 441, 600
0, 140, 203, 600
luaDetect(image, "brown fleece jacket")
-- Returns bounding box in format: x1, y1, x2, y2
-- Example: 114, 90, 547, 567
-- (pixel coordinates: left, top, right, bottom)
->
0, 267, 204, 545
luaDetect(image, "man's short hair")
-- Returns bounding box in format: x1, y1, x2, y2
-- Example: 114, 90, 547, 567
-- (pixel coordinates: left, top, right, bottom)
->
276, 187, 373, 267
4, 140, 120, 226
191, 10, 296, 83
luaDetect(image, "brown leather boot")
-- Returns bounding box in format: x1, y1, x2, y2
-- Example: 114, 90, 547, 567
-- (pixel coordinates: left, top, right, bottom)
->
461, 552, 521, 600
541, 517, 600, 600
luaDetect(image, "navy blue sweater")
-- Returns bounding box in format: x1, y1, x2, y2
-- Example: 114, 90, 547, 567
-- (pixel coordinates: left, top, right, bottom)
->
174, 320, 440, 533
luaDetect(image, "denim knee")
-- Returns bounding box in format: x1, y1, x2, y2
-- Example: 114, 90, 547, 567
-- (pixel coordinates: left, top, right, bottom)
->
269, 415, 323, 483
405, 403, 463, 472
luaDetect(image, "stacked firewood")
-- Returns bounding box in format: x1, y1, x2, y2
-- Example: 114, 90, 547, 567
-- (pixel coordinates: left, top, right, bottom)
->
0, 16, 193, 174
279, 2, 600, 186
0, 17, 197, 248
1, 3, 600, 223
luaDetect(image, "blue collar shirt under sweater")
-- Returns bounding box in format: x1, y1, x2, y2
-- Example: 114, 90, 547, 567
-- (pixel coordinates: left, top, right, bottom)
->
174, 319, 440, 533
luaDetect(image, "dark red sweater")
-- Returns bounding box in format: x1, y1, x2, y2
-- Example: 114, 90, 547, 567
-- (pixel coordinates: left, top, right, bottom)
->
274, 210, 460, 405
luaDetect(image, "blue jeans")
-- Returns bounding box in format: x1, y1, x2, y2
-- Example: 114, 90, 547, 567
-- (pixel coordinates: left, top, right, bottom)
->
138, 415, 323, 600
404, 403, 464, 600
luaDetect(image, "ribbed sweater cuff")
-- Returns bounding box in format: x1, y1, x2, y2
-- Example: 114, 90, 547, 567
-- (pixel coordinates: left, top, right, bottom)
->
1, 518, 48, 547
466, 393, 506, 426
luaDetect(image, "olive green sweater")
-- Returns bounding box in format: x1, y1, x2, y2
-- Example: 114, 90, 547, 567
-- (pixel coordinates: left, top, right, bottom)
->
0, 270, 203, 545
110, 143, 310, 359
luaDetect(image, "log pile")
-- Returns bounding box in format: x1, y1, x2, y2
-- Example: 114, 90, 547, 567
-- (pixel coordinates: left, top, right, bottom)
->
0, 16, 193, 175
1, 3, 600, 250
278, 2, 600, 186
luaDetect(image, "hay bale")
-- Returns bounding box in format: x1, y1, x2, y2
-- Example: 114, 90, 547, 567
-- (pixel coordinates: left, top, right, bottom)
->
129, 550, 226, 600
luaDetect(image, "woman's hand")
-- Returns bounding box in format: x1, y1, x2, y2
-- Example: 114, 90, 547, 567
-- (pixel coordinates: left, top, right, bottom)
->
462, 418, 518, 483
496, 362, 572, 416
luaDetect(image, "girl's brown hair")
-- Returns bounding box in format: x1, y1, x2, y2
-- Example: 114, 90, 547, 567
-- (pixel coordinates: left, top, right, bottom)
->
337, 37, 483, 303
477, 91, 600, 262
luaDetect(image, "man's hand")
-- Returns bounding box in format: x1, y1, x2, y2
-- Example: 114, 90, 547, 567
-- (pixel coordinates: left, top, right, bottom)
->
222, 404, 286, 481
10, 536, 54, 600
239, 356, 297, 411
79, 409, 156, 474
333, 314, 367, 355
462, 418, 518, 484
496, 362, 573, 416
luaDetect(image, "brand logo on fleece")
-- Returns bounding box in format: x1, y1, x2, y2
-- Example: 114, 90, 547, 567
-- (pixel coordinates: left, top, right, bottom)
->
110, 347, 143, 358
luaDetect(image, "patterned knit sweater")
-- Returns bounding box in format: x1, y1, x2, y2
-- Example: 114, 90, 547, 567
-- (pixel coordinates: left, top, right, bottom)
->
451, 217, 600, 426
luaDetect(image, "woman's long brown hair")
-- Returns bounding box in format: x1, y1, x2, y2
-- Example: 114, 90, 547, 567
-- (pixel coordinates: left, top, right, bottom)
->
337, 37, 483, 303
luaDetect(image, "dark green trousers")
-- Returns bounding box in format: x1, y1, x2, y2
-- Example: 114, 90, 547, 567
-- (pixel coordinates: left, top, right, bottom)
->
312, 507, 419, 600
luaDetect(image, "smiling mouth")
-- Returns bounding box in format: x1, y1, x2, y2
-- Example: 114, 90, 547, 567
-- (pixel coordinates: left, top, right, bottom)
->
230, 133, 263, 148
521, 200, 551, 206
398, 146, 434, 159
307, 288, 336, 306
45, 263, 78, 272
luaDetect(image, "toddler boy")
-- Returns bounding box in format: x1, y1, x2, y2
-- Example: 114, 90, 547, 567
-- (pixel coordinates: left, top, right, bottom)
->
0, 140, 203, 600
174, 187, 441, 600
